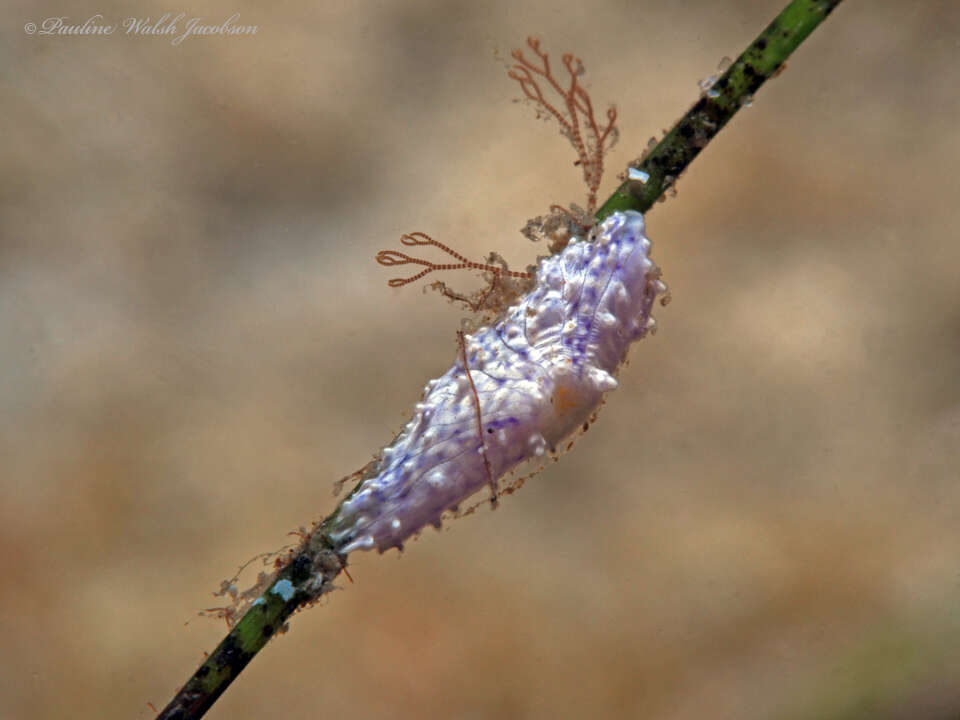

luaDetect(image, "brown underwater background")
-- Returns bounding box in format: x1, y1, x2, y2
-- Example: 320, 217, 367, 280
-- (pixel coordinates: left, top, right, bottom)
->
3, 1, 960, 718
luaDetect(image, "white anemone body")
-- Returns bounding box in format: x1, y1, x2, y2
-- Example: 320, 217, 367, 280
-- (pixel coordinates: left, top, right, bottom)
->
330, 211, 662, 553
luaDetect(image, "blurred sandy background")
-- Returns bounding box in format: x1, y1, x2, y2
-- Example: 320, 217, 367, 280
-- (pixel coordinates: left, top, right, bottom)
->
2, 0, 959, 718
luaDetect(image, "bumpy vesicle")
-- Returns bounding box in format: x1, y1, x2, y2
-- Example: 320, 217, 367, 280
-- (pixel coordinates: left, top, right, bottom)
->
329, 211, 662, 553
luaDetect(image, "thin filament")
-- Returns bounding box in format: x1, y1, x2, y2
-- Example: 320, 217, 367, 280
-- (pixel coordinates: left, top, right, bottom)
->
457, 330, 497, 508
377, 232, 531, 288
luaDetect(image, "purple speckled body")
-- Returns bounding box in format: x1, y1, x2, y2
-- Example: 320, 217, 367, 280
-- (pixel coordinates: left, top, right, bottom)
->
330, 211, 663, 553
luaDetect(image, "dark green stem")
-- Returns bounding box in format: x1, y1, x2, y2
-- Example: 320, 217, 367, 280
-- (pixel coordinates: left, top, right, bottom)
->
595, 0, 844, 222
156, 523, 347, 720
156, 1, 843, 717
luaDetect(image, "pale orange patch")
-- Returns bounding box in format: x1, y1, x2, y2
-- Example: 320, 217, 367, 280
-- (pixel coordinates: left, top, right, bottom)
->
552, 382, 582, 416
